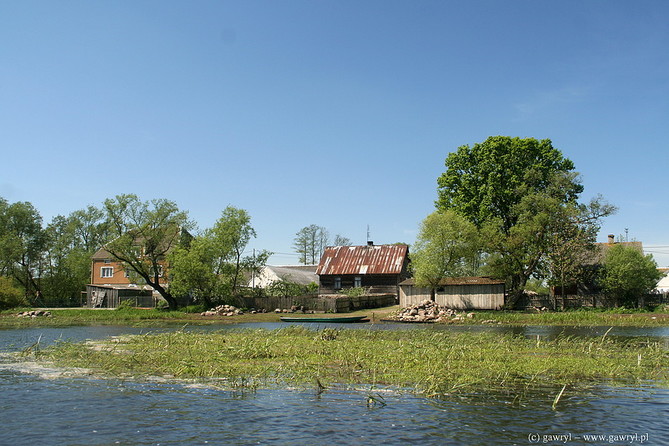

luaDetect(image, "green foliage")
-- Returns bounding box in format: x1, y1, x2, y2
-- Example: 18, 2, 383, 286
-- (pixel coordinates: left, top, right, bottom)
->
40, 328, 669, 395
412, 210, 480, 289
115, 299, 135, 311
600, 244, 662, 307
265, 280, 312, 297
169, 206, 271, 307
341, 286, 369, 297
0, 276, 28, 309
437, 136, 582, 231
103, 194, 194, 310
435, 136, 614, 302
0, 198, 47, 304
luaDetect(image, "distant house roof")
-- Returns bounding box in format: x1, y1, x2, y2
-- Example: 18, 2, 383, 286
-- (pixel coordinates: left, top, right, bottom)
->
316, 244, 409, 276
400, 277, 505, 286
265, 265, 318, 285
586, 240, 644, 265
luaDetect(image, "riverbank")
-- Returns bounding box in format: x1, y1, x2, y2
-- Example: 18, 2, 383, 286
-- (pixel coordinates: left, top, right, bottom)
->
2, 305, 669, 328
35, 326, 669, 397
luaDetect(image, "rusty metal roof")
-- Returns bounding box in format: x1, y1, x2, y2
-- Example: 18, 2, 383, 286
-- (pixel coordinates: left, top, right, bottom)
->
316, 244, 409, 276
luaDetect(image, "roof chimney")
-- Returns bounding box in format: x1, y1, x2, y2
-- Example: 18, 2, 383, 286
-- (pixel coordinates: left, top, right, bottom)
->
608, 234, 615, 244
367, 240, 374, 246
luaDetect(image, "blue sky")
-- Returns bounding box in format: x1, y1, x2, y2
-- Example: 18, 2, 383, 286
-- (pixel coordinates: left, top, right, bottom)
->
2, 1, 668, 265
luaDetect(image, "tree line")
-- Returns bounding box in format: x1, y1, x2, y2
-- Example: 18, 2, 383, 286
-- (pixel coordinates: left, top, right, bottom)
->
2, 136, 661, 310
0, 194, 273, 310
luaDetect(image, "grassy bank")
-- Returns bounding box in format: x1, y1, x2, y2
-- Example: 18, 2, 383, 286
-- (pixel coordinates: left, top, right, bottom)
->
36, 327, 669, 396
2, 305, 669, 328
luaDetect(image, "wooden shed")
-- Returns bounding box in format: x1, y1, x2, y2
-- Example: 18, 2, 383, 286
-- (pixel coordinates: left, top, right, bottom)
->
399, 277, 505, 310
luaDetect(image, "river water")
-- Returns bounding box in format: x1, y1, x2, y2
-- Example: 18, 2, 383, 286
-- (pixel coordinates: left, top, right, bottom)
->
1, 323, 668, 445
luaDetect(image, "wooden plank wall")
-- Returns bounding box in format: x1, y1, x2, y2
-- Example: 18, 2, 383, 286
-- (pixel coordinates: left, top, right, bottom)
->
400, 284, 505, 310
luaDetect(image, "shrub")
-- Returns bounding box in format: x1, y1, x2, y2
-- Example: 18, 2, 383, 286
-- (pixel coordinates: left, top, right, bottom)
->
0, 277, 28, 309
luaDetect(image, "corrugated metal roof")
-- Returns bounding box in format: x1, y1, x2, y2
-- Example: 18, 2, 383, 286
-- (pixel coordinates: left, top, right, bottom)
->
316, 244, 409, 276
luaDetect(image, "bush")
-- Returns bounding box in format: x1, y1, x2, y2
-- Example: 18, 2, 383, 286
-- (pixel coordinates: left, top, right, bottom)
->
341, 287, 370, 297
0, 277, 28, 310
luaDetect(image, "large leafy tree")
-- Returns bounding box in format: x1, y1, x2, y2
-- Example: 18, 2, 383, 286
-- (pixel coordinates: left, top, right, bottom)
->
600, 244, 662, 307
209, 206, 269, 296
42, 206, 110, 306
102, 194, 193, 310
436, 136, 612, 304
412, 210, 480, 298
0, 198, 47, 305
169, 206, 271, 307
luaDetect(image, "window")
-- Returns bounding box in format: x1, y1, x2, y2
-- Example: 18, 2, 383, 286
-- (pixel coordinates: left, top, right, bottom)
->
101, 267, 114, 278
354, 276, 362, 288
334, 277, 342, 289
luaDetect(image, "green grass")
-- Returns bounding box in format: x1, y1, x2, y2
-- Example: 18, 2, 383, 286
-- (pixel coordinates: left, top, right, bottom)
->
2, 304, 668, 328
35, 327, 669, 396
468, 307, 669, 326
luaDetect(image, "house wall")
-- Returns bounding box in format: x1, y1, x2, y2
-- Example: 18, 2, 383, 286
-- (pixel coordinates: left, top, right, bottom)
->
91, 259, 130, 285
91, 259, 168, 286
400, 283, 505, 310
319, 274, 402, 295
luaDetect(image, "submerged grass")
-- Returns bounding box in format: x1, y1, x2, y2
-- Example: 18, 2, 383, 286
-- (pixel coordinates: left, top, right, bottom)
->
37, 327, 669, 396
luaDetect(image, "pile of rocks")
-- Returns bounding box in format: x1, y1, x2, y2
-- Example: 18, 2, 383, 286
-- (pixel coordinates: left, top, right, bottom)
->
274, 306, 314, 314
201, 305, 243, 317
16, 310, 52, 318
388, 300, 475, 323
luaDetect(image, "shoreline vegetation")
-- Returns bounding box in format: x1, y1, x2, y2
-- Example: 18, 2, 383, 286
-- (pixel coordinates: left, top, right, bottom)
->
32, 326, 669, 397
2, 305, 669, 329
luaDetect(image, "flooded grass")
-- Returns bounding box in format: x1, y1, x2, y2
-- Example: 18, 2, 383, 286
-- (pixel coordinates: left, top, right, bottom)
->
36, 326, 669, 397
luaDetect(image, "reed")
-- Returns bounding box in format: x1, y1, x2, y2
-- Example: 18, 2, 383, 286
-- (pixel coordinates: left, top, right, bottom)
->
39, 327, 669, 396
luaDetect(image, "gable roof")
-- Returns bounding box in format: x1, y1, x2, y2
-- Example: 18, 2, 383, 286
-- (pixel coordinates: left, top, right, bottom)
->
316, 244, 409, 276
263, 265, 318, 285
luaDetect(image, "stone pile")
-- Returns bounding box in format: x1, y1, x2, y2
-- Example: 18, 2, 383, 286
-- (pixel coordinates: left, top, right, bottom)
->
389, 300, 475, 323
274, 306, 314, 314
201, 305, 243, 317
16, 310, 52, 318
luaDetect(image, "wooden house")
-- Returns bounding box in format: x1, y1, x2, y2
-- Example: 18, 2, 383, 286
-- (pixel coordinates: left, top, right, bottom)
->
399, 277, 505, 310
316, 242, 410, 296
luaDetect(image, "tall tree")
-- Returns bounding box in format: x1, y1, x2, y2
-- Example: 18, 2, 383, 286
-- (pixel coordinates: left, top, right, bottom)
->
209, 206, 265, 296
0, 198, 47, 305
436, 136, 608, 304
102, 194, 193, 310
412, 211, 480, 299
169, 206, 271, 307
42, 207, 110, 306
294, 225, 329, 265
544, 196, 616, 308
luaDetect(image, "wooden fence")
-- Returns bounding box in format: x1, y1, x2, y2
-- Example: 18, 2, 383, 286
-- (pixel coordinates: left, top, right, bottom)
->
236, 293, 397, 313
521, 293, 669, 310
